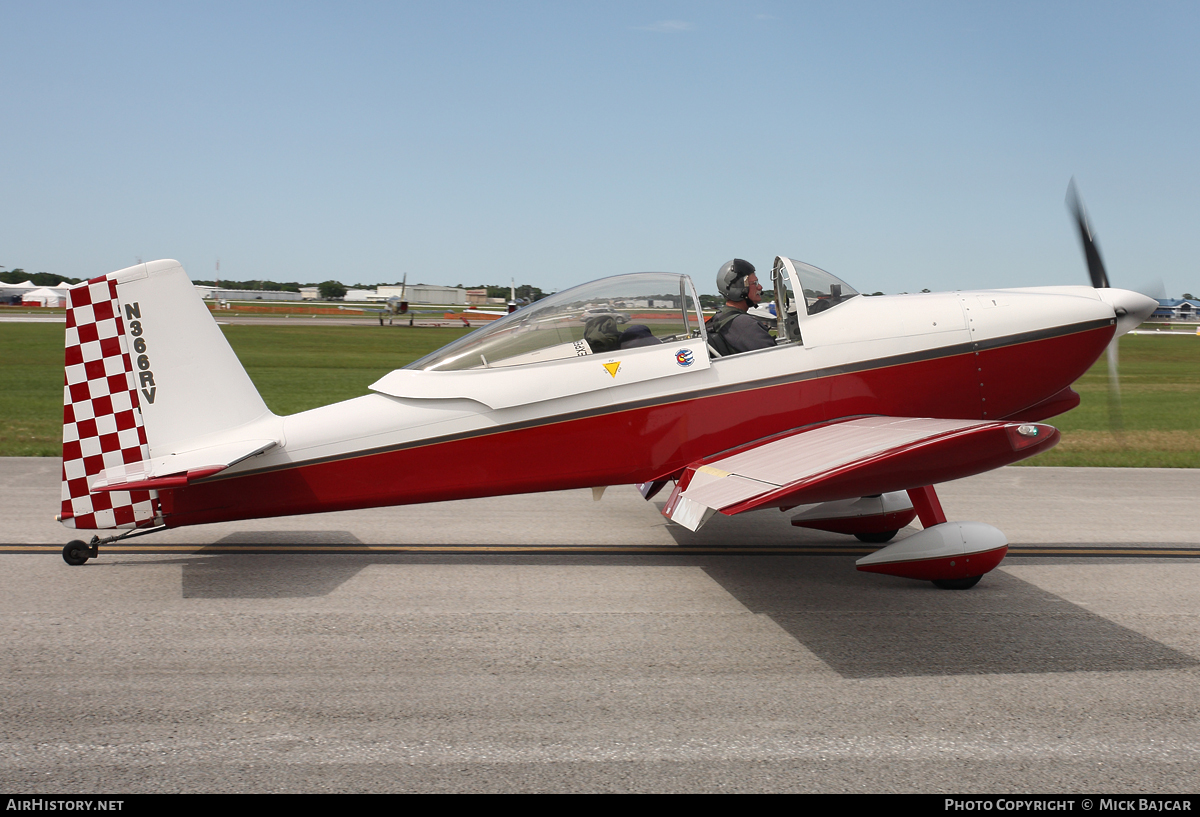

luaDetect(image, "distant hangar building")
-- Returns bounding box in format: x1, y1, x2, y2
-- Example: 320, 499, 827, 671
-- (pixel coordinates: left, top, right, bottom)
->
194, 286, 302, 302
376, 284, 467, 305
298, 286, 388, 301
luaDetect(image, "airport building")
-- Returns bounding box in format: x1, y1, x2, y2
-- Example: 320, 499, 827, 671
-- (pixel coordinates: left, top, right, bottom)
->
298, 286, 386, 301
1152, 298, 1200, 320
192, 282, 474, 305
376, 284, 467, 305
194, 286, 303, 302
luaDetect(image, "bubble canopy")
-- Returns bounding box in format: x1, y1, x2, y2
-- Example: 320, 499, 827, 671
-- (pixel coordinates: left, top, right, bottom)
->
781, 258, 860, 315
408, 273, 706, 372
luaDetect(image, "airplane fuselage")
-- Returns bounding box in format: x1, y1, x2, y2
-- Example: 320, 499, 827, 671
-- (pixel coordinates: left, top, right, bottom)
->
157, 286, 1120, 528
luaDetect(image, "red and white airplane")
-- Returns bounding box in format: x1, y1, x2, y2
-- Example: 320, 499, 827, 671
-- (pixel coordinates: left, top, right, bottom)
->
56, 188, 1157, 589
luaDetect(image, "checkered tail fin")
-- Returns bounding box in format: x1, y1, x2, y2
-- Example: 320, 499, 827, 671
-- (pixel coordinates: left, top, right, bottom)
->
60, 260, 274, 530
60, 275, 159, 530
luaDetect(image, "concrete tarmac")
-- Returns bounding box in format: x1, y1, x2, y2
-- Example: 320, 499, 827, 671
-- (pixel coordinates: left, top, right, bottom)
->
2, 458, 1199, 793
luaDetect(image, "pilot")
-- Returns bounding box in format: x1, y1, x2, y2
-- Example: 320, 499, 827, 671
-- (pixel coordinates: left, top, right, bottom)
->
708, 259, 775, 355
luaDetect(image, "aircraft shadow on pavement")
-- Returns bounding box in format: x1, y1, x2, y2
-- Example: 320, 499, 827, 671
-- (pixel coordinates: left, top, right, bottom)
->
654, 504, 1198, 678
698, 556, 1199, 679
168, 530, 1198, 680
180, 531, 367, 599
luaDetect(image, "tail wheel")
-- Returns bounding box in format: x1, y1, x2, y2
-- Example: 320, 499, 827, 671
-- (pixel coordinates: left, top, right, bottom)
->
63, 541, 90, 566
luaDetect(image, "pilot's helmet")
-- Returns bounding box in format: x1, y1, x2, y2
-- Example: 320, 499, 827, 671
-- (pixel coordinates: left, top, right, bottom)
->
717, 259, 756, 301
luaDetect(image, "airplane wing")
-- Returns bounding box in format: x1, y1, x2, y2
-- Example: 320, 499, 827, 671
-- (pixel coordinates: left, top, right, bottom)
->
660, 416, 1059, 531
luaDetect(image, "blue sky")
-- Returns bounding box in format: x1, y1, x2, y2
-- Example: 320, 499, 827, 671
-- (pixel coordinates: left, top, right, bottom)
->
2, 1, 1198, 297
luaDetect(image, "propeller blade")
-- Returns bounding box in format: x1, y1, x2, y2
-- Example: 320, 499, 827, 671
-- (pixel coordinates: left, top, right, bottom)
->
1067, 179, 1129, 438
1066, 178, 1110, 289
1138, 277, 1167, 302
1105, 338, 1124, 434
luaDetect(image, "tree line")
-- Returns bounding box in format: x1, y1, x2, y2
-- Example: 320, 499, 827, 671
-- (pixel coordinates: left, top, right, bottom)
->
0, 269, 83, 286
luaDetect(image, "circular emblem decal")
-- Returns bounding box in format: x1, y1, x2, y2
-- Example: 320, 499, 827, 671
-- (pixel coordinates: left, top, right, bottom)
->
675, 348, 694, 367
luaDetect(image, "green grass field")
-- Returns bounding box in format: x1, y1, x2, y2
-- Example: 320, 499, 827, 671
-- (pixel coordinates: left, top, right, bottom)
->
0, 323, 474, 457
1012, 334, 1200, 467
218, 324, 475, 415
2, 323, 1197, 465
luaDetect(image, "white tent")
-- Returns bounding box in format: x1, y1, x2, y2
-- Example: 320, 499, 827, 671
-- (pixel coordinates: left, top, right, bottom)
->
21, 287, 66, 307
1, 280, 38, 302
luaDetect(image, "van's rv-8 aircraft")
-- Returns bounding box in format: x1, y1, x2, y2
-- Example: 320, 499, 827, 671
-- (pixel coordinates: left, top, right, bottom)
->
57, 188, 1157, 589
338, 273, 415, 326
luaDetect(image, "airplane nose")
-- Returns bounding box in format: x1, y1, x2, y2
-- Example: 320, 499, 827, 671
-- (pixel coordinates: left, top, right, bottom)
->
1096, 288, 1158, 337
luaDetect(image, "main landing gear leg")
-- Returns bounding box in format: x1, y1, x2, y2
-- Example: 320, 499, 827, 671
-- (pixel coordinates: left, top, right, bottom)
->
906, 485, 947, 528
62, 524, 168, 566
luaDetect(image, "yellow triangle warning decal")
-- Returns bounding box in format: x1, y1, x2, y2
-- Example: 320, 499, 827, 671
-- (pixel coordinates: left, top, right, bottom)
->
603, 361, 621, 378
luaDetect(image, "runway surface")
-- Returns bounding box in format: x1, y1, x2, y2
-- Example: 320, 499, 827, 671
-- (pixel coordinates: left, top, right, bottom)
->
2, 458, 1199, 793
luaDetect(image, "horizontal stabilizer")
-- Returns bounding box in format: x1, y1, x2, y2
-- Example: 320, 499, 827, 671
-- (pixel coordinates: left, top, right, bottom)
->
89, 439, 277, 492
662, 416, 1058, 531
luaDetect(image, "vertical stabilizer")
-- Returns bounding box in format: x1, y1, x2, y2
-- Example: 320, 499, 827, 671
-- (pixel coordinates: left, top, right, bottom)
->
60, 260, 277, 530
107, 260, 272, 454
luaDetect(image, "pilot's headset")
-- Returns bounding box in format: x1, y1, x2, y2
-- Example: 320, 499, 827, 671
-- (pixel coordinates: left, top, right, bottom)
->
717, 259, 756, 302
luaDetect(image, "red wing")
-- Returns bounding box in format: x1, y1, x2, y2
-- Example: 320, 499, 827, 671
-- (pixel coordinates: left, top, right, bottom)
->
661, 416, 1059, 531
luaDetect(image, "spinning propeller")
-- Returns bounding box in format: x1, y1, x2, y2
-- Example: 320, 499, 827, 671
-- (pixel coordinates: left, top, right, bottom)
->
1067, 178, 1110, 291
1066, 179, 1128, 434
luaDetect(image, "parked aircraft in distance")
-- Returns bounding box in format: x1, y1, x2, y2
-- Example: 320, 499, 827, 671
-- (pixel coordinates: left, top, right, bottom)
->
339, 274, 416, 325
